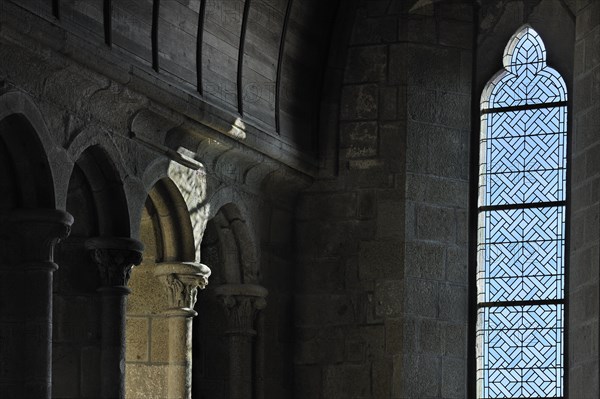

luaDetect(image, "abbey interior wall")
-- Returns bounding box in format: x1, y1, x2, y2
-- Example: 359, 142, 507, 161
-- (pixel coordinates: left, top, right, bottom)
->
295, 2, 472, 398
0, 0, 597, 398
571, 0, 600, 396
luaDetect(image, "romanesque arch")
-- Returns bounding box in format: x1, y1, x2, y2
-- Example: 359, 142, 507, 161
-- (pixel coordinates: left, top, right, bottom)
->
193, 203, 267, 399
53, 143, 142, 399
0, 92, 73, 398
126, 176, 209, 399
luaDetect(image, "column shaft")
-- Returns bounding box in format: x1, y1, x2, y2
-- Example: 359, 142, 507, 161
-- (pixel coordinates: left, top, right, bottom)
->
86, 237, 143, 399
0, 209, 72, 399
99, 288, 129, 398
154, 262, 211, 399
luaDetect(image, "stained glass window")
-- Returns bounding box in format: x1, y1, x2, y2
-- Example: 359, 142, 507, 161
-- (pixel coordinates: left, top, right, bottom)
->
477, 26, 567, 398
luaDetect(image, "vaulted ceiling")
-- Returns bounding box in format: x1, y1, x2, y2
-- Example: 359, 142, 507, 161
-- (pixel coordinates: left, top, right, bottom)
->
15, 0, 341, 154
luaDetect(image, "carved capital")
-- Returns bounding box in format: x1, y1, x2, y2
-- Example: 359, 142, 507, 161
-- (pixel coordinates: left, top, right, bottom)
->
214, 284, 268, 335
154, 262, 211, 315
85, 237, 144, 288
0, 209, 73, 264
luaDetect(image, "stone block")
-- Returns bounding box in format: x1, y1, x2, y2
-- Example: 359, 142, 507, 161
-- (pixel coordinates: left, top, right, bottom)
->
297, 192, 358, 221
406, 173, 469, 208
392, 354, 403, 397
323, 364, 371, 398
418, 318, 441, 354
438, 91, 470, 127
436, 2, 473, 21
456, 209, 468, 245
126, 317, 149, 362
375, 279, 404, 317
379, 122, 407, 173
294, 327, 345, 365
439, 283, 467, 322
351, 12, 398, 45
407, 87, 437, 123
571, 245, 599, 289
340, 84, 379, 120
460, 49, 472, 93
439, 20, 473, 49
446, 245, 467, 283
576, 1, 600, 39
385, 318, 403, 355
294, 295, 355, 327
372, 359, 393, 398
400, 15, 437, 44
442, 357, 466, 398
442, 323, 466, 357
571, 321, 599, 362
125, 364, 168, 399
405, 241, 445, 280
52, 344, 80, 398
379, 86, 398, 120
150, 316, 170, 363
571, 284, 599, 324
403, 354, 441, 398
359, 240, 404, 280
293, 365, 322, 399
405, 121, 430, 173
128, 264, 168, 315
357, 190, 377, 220
295, 259, 345, 294
569, 361, 599, 398
389, 44, 408, 84
402, 316, 418, 355
376, 201, 404, 238
415, 204, 456, 243
428, 126, 469, 179
53, 295, 99, 343
80, 346, 101, 398
344, 45, 387, 83
296, 220, 361, 259
339, 122, 379, 158
574, 39, 585, 77
405, 278, 438, 318
406, 44, 461, 91
346, 163, 395, 189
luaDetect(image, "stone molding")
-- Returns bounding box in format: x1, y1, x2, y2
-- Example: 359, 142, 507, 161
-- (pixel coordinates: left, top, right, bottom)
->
154, 262, 211, 316
214, 284, 268, 335
85, 237, 144, 288
0, 209, 73, 264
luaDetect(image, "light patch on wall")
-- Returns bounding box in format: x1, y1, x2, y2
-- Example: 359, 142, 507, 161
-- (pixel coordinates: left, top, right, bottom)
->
227, 117, 247, 140
168, 159, 211, 262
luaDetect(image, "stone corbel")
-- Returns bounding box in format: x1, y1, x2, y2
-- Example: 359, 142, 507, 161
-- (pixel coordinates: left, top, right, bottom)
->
85, 237, 144, 289
154, 262, 211, 316
214, 284, 268, 336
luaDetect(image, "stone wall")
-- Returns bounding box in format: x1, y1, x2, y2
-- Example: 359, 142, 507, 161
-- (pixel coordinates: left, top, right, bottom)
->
570, 0, 600, 396
295, 1, 472, 398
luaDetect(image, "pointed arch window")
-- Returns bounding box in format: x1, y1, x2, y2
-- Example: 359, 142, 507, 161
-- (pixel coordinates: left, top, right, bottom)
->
477, 26, 567, 398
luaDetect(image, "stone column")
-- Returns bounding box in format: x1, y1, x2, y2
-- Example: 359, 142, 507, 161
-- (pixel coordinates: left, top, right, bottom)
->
154, 262, 211, 399
214, 284, 268, 399
86, 237, 143, 399
0, 209, 73, 399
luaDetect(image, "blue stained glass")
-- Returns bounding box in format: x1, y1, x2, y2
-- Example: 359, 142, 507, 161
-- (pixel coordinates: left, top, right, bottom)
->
477, 305, 564, 398
477, 25, 567, 399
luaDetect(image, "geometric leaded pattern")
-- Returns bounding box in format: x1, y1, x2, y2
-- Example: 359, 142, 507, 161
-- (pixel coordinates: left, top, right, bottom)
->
477, 305, 564, 398
477, 25, 567, 399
